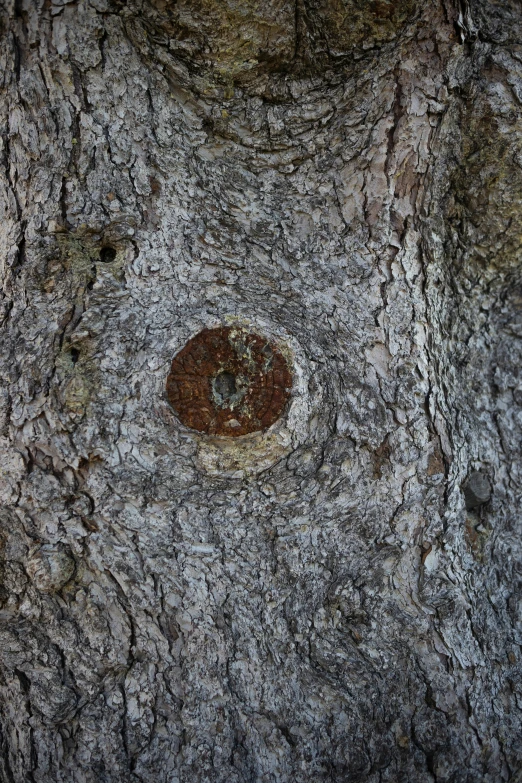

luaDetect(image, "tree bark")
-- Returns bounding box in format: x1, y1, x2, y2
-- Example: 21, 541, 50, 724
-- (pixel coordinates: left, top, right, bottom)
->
0, 0, 521, 781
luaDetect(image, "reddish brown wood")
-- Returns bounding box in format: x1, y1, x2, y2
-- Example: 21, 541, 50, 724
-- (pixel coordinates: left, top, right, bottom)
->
166, 327, 292, 436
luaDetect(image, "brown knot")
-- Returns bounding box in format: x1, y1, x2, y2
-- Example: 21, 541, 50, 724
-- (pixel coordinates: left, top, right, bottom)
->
166, 327, 292, 436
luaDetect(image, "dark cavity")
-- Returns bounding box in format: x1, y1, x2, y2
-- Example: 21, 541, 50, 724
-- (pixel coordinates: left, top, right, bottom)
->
99, 246, 117, 263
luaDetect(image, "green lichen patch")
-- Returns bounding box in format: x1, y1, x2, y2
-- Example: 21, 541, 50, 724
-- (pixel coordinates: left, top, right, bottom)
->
448, 77, 522, 277
302, 0, 417, 58
138, 0, 416, 87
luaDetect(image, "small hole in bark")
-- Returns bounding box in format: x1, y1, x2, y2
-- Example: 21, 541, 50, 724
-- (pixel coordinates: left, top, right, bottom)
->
278, 725, 296, 747
70, 348, 80, 364
99, 246, 117, 263
213, 372, 237, 405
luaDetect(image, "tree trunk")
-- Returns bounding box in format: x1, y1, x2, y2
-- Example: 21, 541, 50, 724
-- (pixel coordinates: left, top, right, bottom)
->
0, 0, 521, 780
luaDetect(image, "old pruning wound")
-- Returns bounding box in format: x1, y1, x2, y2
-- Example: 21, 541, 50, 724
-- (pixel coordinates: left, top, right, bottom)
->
166, 327, 292, 436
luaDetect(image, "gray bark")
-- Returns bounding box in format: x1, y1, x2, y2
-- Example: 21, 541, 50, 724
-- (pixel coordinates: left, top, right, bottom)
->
0, 0, 521, 781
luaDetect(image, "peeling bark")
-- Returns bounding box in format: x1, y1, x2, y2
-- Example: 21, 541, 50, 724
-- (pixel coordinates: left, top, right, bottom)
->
0, 1, 521, 781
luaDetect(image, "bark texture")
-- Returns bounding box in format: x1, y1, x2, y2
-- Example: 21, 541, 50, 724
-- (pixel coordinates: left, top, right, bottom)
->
0, 0, 521, 781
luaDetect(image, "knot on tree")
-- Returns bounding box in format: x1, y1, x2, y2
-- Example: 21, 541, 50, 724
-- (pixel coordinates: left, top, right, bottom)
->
139, 0, 415, 85
166, 327, 292, 436
463, 470, 492, 511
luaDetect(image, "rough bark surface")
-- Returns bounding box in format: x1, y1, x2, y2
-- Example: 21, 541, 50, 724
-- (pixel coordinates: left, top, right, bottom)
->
0, 0, 521, 781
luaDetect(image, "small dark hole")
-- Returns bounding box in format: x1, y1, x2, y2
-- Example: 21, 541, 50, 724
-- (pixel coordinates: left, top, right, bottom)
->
70, 348, 80, 364
99, 246, 117, 263
278, 726, 296, 747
